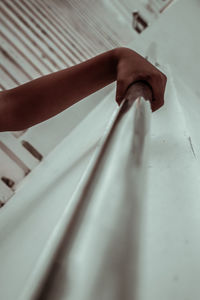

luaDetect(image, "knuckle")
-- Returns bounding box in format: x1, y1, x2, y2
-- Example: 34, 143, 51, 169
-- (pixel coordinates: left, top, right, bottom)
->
162, 73, 167, 82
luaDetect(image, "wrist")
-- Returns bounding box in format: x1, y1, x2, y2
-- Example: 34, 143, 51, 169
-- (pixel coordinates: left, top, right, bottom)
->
113, 47, 135, 62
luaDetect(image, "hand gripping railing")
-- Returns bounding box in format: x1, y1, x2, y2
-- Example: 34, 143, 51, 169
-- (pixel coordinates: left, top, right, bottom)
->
20, 82, 153, 300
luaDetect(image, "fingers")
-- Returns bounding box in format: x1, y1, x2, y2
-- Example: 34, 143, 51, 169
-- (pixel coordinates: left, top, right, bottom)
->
148, 72, 167, 112
116, 71, 167, 112
115, 78, 131, 105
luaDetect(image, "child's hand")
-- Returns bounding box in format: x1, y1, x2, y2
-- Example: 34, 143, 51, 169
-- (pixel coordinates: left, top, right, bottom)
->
115, 47, 167, 112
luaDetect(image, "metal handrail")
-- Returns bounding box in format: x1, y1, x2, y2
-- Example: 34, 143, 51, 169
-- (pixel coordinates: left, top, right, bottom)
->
20, 81, 153, 300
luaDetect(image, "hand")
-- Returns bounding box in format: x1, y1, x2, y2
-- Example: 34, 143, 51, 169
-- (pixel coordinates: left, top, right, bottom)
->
115, 47, 167, 112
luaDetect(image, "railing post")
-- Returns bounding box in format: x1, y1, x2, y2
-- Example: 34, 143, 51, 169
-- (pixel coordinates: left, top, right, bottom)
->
21, 81, 153, 300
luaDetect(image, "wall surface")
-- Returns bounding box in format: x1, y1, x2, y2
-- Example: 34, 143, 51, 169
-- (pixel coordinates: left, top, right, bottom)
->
129, 0, 200, 166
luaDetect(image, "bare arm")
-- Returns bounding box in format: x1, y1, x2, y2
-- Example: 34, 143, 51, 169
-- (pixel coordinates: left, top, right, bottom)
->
0, 49, 117, 131
0, 47, 167, 132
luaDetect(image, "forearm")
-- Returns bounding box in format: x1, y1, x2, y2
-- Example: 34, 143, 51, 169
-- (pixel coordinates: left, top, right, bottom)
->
1, 48, 118, 131
0, 46, 167, 131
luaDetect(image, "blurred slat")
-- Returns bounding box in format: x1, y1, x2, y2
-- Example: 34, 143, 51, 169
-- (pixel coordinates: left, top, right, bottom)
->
0, 180, 14, 206
0, 133, 39, 170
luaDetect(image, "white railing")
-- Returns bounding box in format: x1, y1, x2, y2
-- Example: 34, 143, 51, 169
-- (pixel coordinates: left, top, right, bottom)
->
20, 82, 152, 300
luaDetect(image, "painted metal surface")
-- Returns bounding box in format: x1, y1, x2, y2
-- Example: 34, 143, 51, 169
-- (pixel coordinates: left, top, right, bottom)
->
21, 83, 152, 300
0, 82, 152, 300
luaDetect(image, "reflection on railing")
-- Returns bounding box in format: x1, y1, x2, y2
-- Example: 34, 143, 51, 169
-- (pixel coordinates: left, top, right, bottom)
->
19, 82, 152, 300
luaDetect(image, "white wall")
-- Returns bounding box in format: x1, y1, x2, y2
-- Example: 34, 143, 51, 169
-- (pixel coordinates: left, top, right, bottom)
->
129, 0, 200, 164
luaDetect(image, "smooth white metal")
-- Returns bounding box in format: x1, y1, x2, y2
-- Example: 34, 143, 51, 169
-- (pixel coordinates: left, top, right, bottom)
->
18, 82, 152, 300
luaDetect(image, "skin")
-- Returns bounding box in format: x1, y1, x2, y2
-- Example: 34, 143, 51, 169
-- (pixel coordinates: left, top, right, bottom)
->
0, 47, 167, 132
